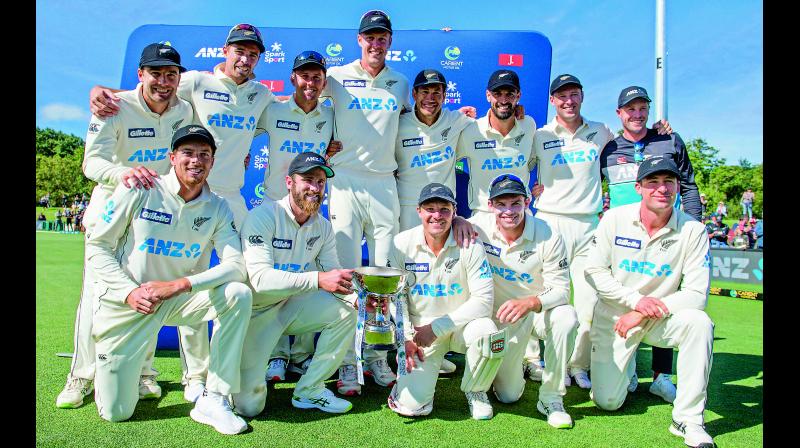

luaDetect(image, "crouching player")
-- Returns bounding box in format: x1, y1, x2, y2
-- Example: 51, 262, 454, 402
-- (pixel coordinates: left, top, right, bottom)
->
88, 125, 253, 434
386, 183, 505, 420
469, 174, 578, 428
233, 152, 357, 416
585, 157, 715, 448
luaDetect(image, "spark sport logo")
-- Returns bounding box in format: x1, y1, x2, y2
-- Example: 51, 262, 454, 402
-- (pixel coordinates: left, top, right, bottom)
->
264, 41, 286, 63
618, 260, 673, 278
203, 90, 230, 102
409, 147, 454, 168
207, 114, 257, 131
347, 96, 398, 111
480, 155, 527, 171
128, 148, 168, 163
410, 283, 463, 297
551, 148, 599, 166
444, 81, 461, 105
441, 46, 463, 70
139, 238, 202, 258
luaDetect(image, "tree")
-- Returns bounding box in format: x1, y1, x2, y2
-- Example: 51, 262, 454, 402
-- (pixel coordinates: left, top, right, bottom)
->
35, 127, 95, 204
35, 127, 85, 157
685, 138, 726, 186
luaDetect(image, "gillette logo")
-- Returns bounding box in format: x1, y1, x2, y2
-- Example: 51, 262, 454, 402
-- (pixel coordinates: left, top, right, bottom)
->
203, 90, 231, 102
474, 140, 497, 150
272, 238, 293, 249
402, 138, 424, 147
128, 128, 155, 138
343, 80, 367, 88
614, 237, 642, 249
405, 263, 430, 272
139, 208, 172, 225
276, 120, 300, 131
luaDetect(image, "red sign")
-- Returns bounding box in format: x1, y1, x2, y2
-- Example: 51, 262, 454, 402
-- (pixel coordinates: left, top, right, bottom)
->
259, 80, 285, 92
498, 54, 523, 67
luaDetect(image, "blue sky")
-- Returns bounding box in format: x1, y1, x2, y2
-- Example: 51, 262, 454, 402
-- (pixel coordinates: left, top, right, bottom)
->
37, 0, 762, 164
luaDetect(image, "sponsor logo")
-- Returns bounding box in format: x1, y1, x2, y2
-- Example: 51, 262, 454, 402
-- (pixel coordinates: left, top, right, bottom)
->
444, 81, 462, 104
483, 242, 501, 257
139, 208, 173, 225
248, 234, 264, 246
441, 46, 463, 70
207, 113, 257, 131
479, 259, 492, 279
519, 250, 535, 263
498, 53, 524, 66
444, 46, 460, 60
444, 258, 459, 272
277, 120, 300, 131
259, 80, 285, 92
272, 237, 293, 249
480, 155, 527, 170
324, 42, 345, 66
512, 133, 525, 145
343, 79, 367, 88
231, 221, 236, 231
385, 50, 417, 62
490, 265, 534, 284
617, 156, 628, 164
274, 262, 310, 272
618, 259, 673, 278
586, 131, 598, 142
194, 47, 225, 58
88, 123, 100, 133
247, 92, 258, 104
315, 121, 327, 133
402, 137, 424, 147
405, 262, 430, 272
128, 128, 155, 138
254, 183, 265, 199
543, 139, 565, 150
491, 338, 505, 353
192, 216, 210, 231
441, 127, 452, 140
385, 80, 398, 88
139, 238, 202, 258
410, 283, 463, 297
278, 139, 325, 154
660, 239, 678, 251
171, 119, 184, 132
264, 42, 286, 63
347, 96, 398, 111
410, 147, 454, 168
101, 200, 115, 223
98, 354, 107, 361
550, 149, 599, 166
558, 258, 569, 270
203, 90, 231, 102
128, 148, 168, 162
614, 236, 642, 249
474, 140, 497, 150
306, 236, 320, 250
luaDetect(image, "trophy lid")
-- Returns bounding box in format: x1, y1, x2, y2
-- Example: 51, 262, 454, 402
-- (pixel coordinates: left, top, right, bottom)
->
353, 266, 409, 294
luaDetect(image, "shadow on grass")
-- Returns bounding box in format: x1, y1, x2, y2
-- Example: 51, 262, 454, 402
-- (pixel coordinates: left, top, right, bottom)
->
127, 381, 193, 422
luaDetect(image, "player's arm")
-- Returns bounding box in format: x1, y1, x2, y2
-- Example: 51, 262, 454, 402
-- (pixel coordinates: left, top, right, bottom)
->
82, 114, 159, 189
536, 231, 571, 310
185, 202, 247, 292
254, 88, 278, 137
583, 214, 643, 310
658, 224, 711, 313
88, 85, 126, 117
673, 134, 702, 221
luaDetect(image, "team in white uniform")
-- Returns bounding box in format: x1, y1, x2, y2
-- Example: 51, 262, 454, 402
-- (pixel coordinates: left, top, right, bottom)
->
585, 157, 715, 448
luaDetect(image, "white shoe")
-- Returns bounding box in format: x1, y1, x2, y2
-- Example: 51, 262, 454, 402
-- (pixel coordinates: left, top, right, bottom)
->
537, 400, 574, 429
465, 391, 493, 420
336, 364, 361, 396
266, 358, 287, 382
190, 390, 248, 435
184, 381, 206, 403
138, 375, 161, 400
669, 420, 715, 447
56, 376, 93, 409
523, 360, 544, 382
440, 358, 457, 374
569, 369, 591, 389
650, 373, 677, 403
292, 388, 352, 414
365, 359, 396, 387
628, 372, 639, 393
387, 384, 433, 417
564, 373, 571, 387
288, 357, 313, 376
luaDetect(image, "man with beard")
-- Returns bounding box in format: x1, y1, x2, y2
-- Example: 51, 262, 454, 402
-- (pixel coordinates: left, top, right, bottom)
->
233, 152, 357, 417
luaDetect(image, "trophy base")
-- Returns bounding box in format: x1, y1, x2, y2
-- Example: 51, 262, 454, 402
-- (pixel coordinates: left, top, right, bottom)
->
363, 343, 397, 351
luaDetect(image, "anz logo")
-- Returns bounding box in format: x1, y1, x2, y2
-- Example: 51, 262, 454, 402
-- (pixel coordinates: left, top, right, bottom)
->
480, 154, 526, 170
138, 238, 202, 258
551, 148, 599, 166
207, 113, 257, 131
491, 265, 534, 284
347, 96, 398, 111
128, 148, 168, 162
273, 262, 311, 273
279, 140, 326, 154
411, 283, 463, 297
410, 147, 454, 168
618, 259, 673, 278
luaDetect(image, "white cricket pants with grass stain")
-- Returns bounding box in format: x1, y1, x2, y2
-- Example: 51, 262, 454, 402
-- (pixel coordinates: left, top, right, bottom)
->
93, 282, 252, 422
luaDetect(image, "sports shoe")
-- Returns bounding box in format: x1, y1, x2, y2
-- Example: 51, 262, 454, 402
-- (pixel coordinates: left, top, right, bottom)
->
564, 373, 572, 387
56, 376, 93, 409
139, 375, 161, 400
465, 391, 493, 420
288, 357, 313, 376
440, 358, 457, 374
570, 369, 591, 389
184, 381, 206, 403
537, 400, 574, 429
669, 420, 715, 447
364, 359, 396, 387
628, 372, 639, 393
387, 385, 433, 417
266, 358, 287, 382
292, 388, 352, 414
337, 364, 361, 396
190, 390, 247, 435
650, 373, 677, 403
523, 360, 544, 382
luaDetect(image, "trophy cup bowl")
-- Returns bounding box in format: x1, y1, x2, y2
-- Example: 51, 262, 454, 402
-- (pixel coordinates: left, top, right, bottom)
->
353, 267, 410, 350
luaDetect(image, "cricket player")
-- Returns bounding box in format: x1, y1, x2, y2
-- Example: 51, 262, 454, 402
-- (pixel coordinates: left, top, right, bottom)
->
386, 183, 504, 420
88, 125, 253, 435
89, 23, 277, 402
57, 43, 195, 409
233, 152, 357, 417
585, 156, 714, 448
598, 85, 701, 402
468, 174, 578, 429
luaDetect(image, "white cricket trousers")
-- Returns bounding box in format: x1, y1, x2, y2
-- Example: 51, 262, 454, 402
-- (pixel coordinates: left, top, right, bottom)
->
270, 334, 317, 363
92, 282, 252, 422
590, 305, 714, 426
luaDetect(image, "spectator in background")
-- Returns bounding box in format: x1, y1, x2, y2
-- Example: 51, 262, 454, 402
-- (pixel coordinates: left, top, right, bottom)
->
699, 193, 708, 219
602, 191, 610, 212
731, 228, 749, 250
65, 208, 74, 233
37, 212, 47, 230
707, 215, 729, 248
55, 209, 64, 232
740, 188, 755, 219
74, 211, 83, 233
754, 218, 763, 249
715, 201, 728, 220
743, 219, 757, 248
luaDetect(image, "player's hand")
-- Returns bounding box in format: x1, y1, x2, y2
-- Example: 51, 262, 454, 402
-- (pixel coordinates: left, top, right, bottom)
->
614, 311, 646, 338
140, 278, 192, 301
244, 153, 251, 169
452, 216, 477, 248
126, 287, 159, 315
319, 269, 354, 295
496, 296, 541, 324
404, 340, 425, 372
90, 86, 121, 117
653, 119, 673, 135
515, 104, 526, 120
121, 166, 159, 189
326, 140, 343, 159
458, 106, 477, 118
530, 182, 544, 198
363, 293, 389, 314
412, 324, 437, 348
634, 296, 670, 319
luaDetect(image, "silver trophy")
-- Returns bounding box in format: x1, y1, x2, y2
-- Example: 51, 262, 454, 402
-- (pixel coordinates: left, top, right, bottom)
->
351, 266, 412, 350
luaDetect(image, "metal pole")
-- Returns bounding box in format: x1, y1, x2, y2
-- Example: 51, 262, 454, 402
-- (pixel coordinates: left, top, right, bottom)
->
655, 0, 667, 121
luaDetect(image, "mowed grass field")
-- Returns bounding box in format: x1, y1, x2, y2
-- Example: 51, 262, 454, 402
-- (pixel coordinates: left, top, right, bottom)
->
36, 232, 763, 447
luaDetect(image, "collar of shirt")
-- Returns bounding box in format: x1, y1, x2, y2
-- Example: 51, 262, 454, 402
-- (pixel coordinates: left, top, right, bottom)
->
163, 168, 213, 204
351, 59, 390, 81
287, 94, 322, 117
547, 116, 589, 137
487, 212, 535, 247
409, 106, 448, 129
135, 83, 180, 116
412, 224, 457, 255
478, 110, 522, 139
213, 63, 257, 88
277, 194, 319, 229
631, 204, 680, 239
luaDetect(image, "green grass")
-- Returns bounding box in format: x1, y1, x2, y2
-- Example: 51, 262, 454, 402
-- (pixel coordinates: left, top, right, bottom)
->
36, 232, 762, 447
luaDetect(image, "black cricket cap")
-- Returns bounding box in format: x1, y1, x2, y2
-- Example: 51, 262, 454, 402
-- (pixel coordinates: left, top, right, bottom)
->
636, 156, 680, 182
226, 23, 266, 53
413, 69, 446, 89
487, 69, 520, 91
489, 174, 528, 199
292, 50, 327, 72
618, 86, 652, 108
359, 10, 392, 34
288, 152, 335, 178
418, 183, 457, 206
172, 125, 217, 153
139, 43, 186, 72
549, 74, 582, 94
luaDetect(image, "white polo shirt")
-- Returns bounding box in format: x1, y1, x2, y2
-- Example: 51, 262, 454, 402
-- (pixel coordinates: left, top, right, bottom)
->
240, 195, 341, 308
86, 169, 245, 304
531, 117, 614, 216
260, 96, 334, 201
395, 108, 473, 206
177, 64, 276, 193
469, 212, 570, 313
585, 202, 711, 317
322, 60, 411, 176
456, 112, 537, 213
387, 226, 494, 339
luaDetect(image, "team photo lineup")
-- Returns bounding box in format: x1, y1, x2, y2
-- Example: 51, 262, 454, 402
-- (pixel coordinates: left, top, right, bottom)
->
56, 9, 718, 448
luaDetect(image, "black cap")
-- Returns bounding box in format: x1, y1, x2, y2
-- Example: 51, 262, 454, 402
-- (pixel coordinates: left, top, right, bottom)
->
225, 23, 266, 53
489, 174, 528, 199
139, 43, 186, 72
359, 10, 392, 34
288, 152, 334, 178
549, 74, 582, 95
413, 69, 446, 89
618, 86, 652, 108
171, 125, 217, 152
292, 50, 327, 72
418, 183, 457, 206
487, 69, 520, 91
636, 156, 680, 182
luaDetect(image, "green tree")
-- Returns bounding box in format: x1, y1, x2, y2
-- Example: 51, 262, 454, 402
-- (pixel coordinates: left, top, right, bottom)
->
35, 126, 85, 157
685, 138, 726, 186
35, 127, 95, 204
